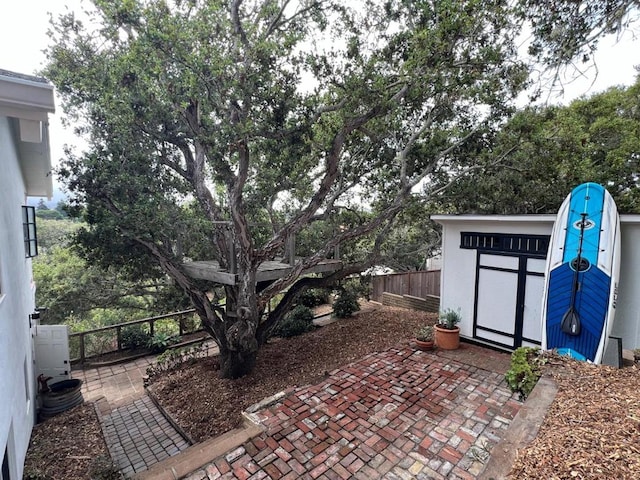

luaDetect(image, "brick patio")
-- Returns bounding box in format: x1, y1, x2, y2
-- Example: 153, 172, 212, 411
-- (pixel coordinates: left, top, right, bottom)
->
183, 344, 521, 480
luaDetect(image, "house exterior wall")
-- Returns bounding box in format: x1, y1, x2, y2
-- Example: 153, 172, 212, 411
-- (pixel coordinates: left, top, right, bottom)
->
0, 115, 37, 480
433, 215, 640, 352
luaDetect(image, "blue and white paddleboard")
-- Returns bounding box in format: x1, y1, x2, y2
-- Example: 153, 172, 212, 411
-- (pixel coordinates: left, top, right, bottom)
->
541, 182, 620, 363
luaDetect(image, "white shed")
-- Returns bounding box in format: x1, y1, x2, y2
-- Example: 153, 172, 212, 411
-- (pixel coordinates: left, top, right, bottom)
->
431, 214, 640, 354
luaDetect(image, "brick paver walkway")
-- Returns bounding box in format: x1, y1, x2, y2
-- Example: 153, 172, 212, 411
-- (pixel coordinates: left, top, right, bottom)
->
184, 345, 520, 480
102, 396, 191, 477
75, 356, 156, 408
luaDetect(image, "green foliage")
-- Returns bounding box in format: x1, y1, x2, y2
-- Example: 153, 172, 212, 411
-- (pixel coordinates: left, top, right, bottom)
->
505, 347, 546, 400
438, 308, 462, 329
333, 289, 360, 318
36, 209, 64, 220
145, 343, 207, 383
416, 325, 434, 342
180, 314, 201, 334
519, 0, 639, 70
272, 305, 315, 338
437, 79, 640, 215
147, 332, 178, 354
297, 288, 331, 308
47, 0, 610, 377
121, 324, 150, 350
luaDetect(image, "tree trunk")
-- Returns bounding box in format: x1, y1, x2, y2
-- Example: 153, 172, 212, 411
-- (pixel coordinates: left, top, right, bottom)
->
218, 344, 258, 379
217, 267, 260, 379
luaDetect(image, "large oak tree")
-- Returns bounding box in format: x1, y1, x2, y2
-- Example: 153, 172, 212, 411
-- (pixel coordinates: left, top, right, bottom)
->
45, 0, 629, 378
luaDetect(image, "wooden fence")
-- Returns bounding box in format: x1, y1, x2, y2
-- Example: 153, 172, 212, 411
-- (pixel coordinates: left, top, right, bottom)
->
371, 270, 441, 303
69, 308, 201, 364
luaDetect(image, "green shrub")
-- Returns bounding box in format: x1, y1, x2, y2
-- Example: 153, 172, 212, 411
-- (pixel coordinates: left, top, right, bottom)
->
298, 288, 331, 308
505, 347, 546, 400
273, 305, 315, 338
147, 332, 178, 353
180, 313, 201, 334
146, 342, 207, 383
85, 330, 118, 357
332, 289, 360, 318
121, 324, 151, 350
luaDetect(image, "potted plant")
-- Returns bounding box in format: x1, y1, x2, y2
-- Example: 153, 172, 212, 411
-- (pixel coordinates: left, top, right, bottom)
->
415, 325, 435, 351
435, 308, 461, 350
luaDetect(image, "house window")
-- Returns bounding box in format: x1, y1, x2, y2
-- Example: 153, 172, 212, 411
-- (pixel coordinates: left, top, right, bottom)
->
22, 206, 38, 258
460, 232, 550, 256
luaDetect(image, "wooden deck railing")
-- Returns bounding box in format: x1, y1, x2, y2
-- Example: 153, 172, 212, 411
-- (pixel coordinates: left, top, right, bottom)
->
69, 308, 201, 364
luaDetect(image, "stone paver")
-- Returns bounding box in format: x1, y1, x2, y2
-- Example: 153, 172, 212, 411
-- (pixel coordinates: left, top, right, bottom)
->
184, 344, 521, 479
102, 396, 191, 477
74, 341, 219, 410
75, 356, 156, 408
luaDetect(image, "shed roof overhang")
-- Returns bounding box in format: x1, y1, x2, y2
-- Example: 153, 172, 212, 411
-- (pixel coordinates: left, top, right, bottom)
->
431, 214, 640, 225
0, 69, 55, 198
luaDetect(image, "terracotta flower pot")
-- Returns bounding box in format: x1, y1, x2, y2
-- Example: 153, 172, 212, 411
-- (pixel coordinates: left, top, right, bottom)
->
435, 325, 460, 350
415, 339, 435, 351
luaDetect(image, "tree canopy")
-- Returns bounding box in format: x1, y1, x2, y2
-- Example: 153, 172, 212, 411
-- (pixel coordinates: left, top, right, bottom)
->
434, 78, 640, 214
44, 0, 639, 378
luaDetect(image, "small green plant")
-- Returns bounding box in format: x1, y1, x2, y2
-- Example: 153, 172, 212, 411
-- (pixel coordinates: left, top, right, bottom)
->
180, 314, 201, 334
332, 289, 360, 318
438, 308, 461, 329
416, 325, 434, 342
147, 332, 178, 354
145, 342, 207, 384
272, 305, 315, 338
297, 288, 331, 308
121, 324, 151, 350
505, 347, 546, 400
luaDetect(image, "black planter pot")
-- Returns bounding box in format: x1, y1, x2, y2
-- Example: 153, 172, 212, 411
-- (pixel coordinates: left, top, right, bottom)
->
40, 379, 84, 420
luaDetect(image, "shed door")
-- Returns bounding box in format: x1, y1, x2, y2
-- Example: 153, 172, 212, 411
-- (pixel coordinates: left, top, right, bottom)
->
34, 325, 71, 381
474, 253, 545, 349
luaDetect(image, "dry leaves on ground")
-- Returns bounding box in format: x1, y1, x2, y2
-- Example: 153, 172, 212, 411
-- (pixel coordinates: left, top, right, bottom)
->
24, 402, 115, 480
509, 356, 640, 479
148, 304, 436, 442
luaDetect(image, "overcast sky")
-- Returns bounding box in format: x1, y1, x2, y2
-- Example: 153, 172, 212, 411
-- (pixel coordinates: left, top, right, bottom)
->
1, 1, 639, 177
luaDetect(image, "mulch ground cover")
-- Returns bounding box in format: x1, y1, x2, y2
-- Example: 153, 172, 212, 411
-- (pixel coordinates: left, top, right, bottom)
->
508, 355, 640, 479
147, 304, 436, 442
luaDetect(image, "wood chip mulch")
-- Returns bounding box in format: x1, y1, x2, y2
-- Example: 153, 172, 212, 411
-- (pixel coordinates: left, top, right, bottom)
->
24, 402, 113, 480
148, 304, 437, 443
509, 355, 640, 479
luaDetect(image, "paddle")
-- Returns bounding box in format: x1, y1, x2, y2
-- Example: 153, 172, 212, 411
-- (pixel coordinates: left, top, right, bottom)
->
561, 212, 588, 336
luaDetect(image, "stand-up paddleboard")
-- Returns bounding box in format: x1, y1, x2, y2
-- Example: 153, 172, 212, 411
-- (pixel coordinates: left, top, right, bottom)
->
541, 182, 620, 363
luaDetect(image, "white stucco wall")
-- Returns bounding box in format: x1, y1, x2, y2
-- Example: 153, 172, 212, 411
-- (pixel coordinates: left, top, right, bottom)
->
434, 215, 554, 342
0, 115, 37, 480
614, 218, 640, 347
433, 214, 640, 351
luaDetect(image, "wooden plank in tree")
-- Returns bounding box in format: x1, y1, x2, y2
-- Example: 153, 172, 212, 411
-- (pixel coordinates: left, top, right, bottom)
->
182, 261, 237, 285
181, 258, 343, 285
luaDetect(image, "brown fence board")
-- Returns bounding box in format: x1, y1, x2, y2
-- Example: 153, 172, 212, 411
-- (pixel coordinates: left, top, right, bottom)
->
372, 270, 441, 302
